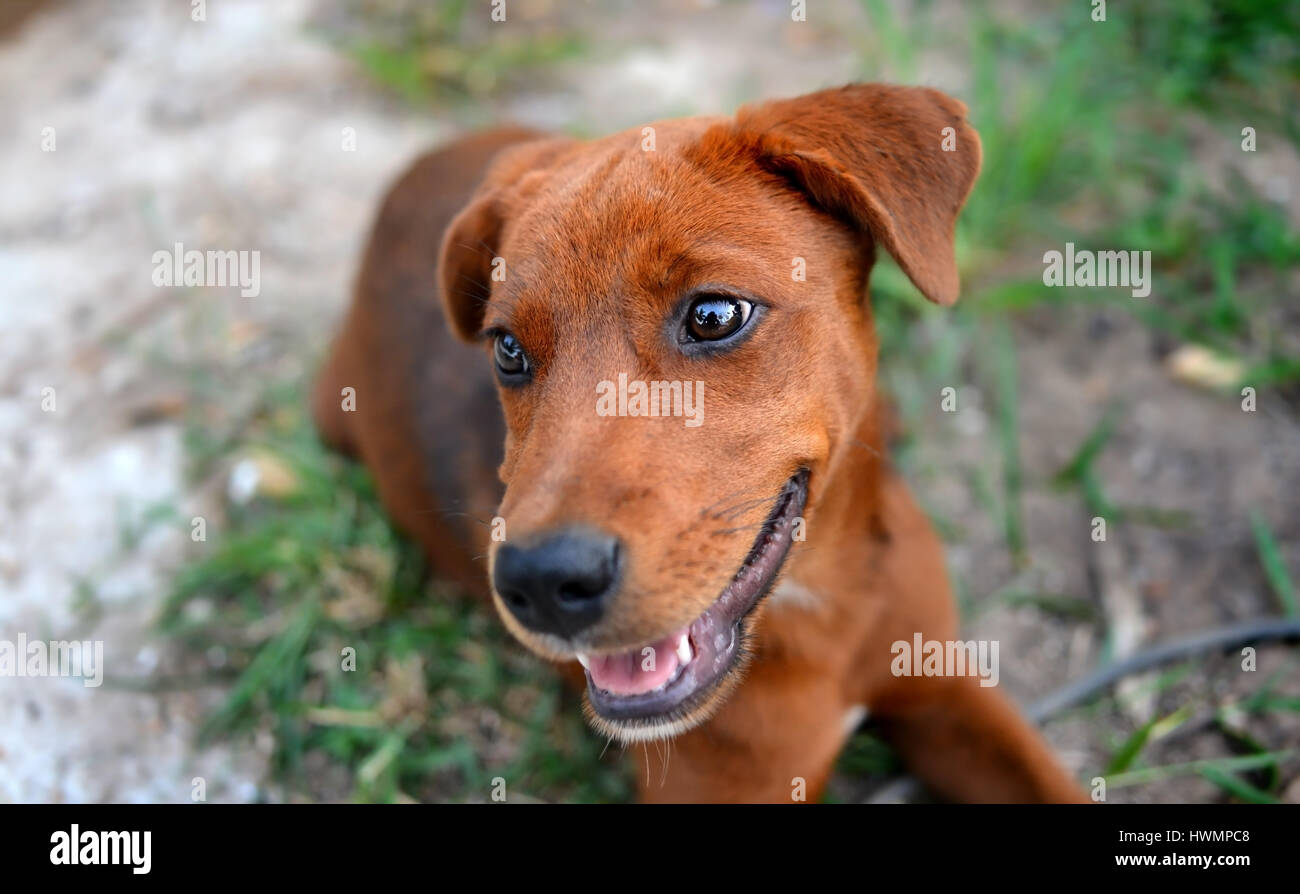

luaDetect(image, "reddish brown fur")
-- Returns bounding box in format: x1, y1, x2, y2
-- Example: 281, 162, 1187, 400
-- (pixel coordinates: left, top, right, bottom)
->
313, 84, 1087, 803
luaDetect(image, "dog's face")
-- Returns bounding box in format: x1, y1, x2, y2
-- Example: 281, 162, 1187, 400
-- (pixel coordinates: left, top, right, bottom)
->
439, 85, 980, 742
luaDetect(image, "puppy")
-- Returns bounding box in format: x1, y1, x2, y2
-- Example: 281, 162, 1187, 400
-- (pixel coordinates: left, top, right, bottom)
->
313, 84, 1087, 803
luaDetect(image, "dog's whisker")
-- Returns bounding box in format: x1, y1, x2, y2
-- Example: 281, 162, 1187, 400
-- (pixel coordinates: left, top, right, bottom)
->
710, 492, 778, 522
709, 489, 772, 512
450, 274, 490, 295
451, 267, 492, 289
449, 239, 495, 261
717, 496, 780, 523
849, 437, 883, 459
449, 286, 491, 308
700, 484, 771, 516
709, 523, 771, 536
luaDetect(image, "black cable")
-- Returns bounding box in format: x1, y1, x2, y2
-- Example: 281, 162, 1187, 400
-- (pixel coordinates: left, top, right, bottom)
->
865, 616, 1300, 803
1027, 616, 1300, 723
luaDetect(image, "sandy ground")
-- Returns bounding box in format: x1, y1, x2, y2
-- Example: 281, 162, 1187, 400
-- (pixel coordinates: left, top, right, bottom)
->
0, 0, 878, 803
0, 0, 448, 802
1, 0, 1296, 803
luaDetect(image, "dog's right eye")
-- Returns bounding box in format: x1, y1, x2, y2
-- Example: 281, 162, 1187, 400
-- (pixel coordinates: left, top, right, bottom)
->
493, 332, 531, 382
683, 295, 753, 343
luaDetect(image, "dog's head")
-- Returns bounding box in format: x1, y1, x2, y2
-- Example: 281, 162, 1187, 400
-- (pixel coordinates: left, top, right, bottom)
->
438, 84, 980, 742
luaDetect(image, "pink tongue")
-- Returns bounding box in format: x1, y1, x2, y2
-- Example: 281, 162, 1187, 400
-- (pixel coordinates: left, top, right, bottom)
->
586, 628, 688, 696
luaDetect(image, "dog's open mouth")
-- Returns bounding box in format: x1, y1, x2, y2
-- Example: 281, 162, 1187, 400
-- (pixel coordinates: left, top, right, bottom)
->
579, 469, 809, 737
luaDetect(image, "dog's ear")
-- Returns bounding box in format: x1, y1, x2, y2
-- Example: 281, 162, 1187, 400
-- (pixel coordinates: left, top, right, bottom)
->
735, 83, 981, 306
438, 137, 574, 341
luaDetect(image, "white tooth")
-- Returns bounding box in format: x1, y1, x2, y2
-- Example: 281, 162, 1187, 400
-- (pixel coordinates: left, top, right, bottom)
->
675, 634, 693, 665
575, 653, 591, 670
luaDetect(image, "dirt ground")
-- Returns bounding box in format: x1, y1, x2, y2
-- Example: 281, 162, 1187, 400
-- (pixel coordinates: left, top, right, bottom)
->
909, 304, 1300, 803
1, 0, 1296, 803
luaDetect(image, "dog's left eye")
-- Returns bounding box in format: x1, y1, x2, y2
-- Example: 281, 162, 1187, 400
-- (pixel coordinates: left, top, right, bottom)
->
493, 332, 530, 381
683, 295, 752, 343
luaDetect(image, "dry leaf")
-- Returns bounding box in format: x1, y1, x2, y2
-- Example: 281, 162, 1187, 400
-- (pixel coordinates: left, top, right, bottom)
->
1165, 344, 1245, 390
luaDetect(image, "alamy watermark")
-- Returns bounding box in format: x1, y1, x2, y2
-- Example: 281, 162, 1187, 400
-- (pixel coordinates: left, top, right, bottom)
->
1, 634, 104, 687
596, 373, 704, 427
50, 825, 150, 874
152, 242, 261, 297
1043, 242, 1151, 298
891, 633, 999, 687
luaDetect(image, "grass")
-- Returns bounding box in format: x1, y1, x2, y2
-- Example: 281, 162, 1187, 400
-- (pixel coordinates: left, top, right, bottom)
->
1250, 512, 1300, 617
157, 1, 1300, 802
1107, 750, 1295, 790
332, 0, 586, 104
1054, 659, 1300, 801
161, 382, 631, 803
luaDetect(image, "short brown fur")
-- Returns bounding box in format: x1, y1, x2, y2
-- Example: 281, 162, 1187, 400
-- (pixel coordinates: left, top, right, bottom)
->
313, 84, 1087, 803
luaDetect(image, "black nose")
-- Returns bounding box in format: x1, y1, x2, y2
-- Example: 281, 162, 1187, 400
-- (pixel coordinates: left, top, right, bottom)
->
492, 527, 622, 638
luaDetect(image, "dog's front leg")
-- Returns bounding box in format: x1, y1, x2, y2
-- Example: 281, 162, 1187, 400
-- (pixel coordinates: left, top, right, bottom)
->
873, 676, 1088, 803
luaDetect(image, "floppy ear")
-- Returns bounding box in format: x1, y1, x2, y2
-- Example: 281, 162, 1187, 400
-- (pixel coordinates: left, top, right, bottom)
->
735, 83, 981, 306
438, 137, 575, 341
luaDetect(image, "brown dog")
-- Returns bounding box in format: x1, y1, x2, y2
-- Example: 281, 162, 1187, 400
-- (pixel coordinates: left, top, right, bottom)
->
312, 84, 1086, 803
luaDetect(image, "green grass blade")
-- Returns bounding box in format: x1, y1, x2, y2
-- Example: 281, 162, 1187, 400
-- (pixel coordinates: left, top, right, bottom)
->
1249, 511, 1299, 616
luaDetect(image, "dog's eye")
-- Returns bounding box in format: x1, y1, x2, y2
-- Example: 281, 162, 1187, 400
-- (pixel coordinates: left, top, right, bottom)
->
684, 295, 752, 342
493, 332, 530, 381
